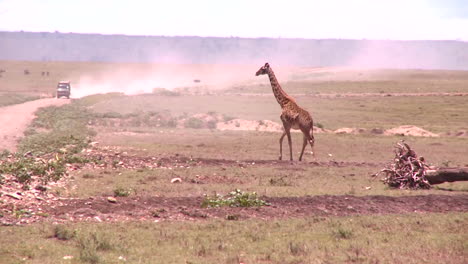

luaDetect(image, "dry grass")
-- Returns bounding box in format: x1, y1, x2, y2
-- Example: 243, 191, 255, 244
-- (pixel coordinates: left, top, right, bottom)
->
0, 213, 466, 264
88, 93, 468, 133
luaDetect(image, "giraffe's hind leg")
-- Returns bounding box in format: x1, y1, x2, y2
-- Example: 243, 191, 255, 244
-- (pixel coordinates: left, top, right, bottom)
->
299, 134, 308, 161
309, 133, 315, 157
299, 127, 315, 161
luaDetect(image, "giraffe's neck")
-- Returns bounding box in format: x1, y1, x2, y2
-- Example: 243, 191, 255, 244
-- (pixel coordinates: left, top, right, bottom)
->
267, 68, 291, 107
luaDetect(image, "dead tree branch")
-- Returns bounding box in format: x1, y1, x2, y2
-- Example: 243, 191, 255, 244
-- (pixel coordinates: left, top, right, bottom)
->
375, 141, 468, 189
374, 141, 431, 189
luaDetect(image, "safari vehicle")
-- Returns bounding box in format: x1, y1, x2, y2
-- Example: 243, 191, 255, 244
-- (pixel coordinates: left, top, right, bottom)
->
56, 81, 71, 99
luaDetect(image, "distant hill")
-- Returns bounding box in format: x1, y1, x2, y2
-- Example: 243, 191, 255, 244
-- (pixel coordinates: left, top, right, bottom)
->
1, 31, 467, 70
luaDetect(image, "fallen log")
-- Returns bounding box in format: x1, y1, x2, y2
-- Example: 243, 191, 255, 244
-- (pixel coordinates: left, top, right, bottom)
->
426, 168, 468, 185
375, 141, 468, 189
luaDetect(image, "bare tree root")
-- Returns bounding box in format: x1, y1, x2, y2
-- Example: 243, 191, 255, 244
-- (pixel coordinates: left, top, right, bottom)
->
374, 141, 431, 189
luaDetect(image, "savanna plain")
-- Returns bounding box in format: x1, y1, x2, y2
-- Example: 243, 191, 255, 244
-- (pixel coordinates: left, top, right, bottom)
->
0, 60, 467, 263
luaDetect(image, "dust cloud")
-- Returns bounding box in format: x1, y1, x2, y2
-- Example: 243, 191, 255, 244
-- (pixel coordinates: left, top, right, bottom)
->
346, 40, 466, 70
71, 63, 263, 98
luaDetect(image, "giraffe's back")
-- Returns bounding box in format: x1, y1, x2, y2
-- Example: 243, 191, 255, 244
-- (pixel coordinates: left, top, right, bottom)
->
281, 101, 313, 130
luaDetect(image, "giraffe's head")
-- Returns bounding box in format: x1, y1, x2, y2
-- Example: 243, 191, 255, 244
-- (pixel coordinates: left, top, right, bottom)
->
255, 63, 270, 76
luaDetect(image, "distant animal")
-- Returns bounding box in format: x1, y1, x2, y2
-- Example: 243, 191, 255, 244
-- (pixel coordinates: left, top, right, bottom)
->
255, 63, 315, 161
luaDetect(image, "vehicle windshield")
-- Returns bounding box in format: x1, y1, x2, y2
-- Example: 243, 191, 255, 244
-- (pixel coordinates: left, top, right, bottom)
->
57, 84, 70, 89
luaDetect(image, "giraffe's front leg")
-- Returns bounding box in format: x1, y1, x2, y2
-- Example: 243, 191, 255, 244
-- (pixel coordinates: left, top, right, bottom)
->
286, 131, 293, 161
279, 131, 287, 160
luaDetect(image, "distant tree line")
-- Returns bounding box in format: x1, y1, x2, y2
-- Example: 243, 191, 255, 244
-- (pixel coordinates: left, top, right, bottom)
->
1, 31, 467, 69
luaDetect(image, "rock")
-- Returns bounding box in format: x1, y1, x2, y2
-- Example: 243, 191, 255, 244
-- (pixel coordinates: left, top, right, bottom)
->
6, 193, 22, 200
171, 177, 182, 183
35, 185, 48, 192
107, 197, 117, 203
370, 128, 384, 134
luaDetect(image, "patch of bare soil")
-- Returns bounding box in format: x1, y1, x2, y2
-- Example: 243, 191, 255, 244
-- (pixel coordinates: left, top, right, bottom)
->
1, 148, 466, 226
0, 98, 70, 152
78, 146, 383, 170
1, 194, 466, 225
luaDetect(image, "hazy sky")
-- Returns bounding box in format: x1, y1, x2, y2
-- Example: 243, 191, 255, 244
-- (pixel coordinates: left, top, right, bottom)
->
0, 0, 467, 40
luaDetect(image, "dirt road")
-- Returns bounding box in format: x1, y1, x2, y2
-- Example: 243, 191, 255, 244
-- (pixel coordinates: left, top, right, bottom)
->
0, 98, 70, 152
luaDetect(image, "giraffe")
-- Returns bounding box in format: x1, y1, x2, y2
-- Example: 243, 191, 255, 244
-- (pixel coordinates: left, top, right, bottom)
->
255, 63, 315, 161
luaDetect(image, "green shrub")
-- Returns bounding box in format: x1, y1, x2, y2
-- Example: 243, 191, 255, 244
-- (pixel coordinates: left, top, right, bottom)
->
152, 88, 181, 96
0, 101, 97, 188
77, 231, 115, 263
113, 187, 131, 197
315, 122, 324, 129
0, 155, 68, 185
222, 114, 236, 122
53, 225, 76, 241
184, 117, 204, 129
19, 103, 94, 155
164, 117, 178, 127
100, 112, 123, 118
76, 93, 124, 107
0, 94, 40, 107
201, 189, 269, 208
332, 227, 354, 239
206, 120, 217, 129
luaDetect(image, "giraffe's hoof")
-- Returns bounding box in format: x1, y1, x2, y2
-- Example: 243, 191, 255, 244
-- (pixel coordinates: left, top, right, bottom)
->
278, 157, 282, 161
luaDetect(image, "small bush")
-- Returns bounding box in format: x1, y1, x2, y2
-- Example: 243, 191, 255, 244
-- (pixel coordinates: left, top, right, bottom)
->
201, 189, 269, 208
165, 117, 178, 128
23, 128, 37, 137
184, 117, 204, 129
100, 112, 123, 118
222, 114, 236, 122
82, 173, 95, 179
53, 225, 76, 240
225, 214, 240, 221
206, 120, 217, 129
77, 231, 114, 264
0, 156, 66, 185
0, 149, 11, 158
152, 88, 180, 96
332, 227, 354, 239
269, 176, 292, 186
64, 155, 89, 164
113, 187, 131, 197
315, 122, 324, 129
288, 242, 308, 256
